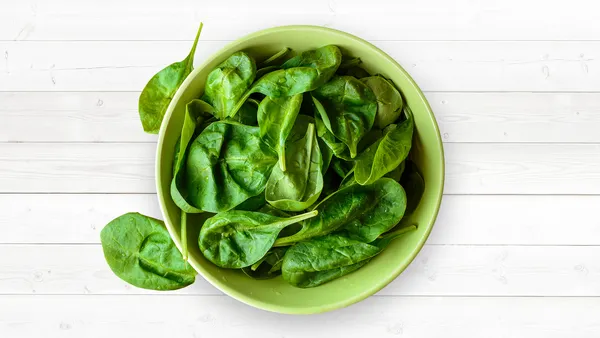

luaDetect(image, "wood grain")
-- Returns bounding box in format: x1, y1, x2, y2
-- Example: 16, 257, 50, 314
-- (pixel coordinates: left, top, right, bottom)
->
1, 295, 599, 337
1, 41, 599, 91
2, 194, 599, 245
2, 244, 600, 297
1, 0, 599, 41
1, 143, 599, 194
3, 92, 600, 143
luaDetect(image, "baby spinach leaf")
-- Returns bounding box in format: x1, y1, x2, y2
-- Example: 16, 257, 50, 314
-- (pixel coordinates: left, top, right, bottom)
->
282, 234, 379, 288
100, 212, 196, 290
354, 107, 414, 185
330, 157, 353, 178
282, 225, 416, 288
198, 210, 318, 268
227, 45, 342, 117
339, 178, 407, 242
275, 178, 406, 245
230, 99, 259, 126
362, 75, 404, 129
385, 161, 406, 182
338, 57, 361, 70
280, 45, 342, 88
171, 99, 214, 214
257, 94, 303, 171
203, 51, 257, 119
313, 102, 349, 156
256, 65, 279, 78
185, 121, 278, 213
266, 123, 323, 212
138, 23, 203, 134
400, 160, 425, 217
312, 76, 377, 158
242, 247, 288, 279
259, 47, 291, 67
340, 66, 370, 79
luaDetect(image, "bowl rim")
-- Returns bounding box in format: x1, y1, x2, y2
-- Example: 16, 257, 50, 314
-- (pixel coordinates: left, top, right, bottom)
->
156, 24, 445, 314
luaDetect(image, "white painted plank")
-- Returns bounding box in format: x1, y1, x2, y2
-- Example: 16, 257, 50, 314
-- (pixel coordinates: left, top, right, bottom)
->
1, 41, 598, 92
2, 244, 600, 297
445, 143, 600, 195
2, 194, 599, 245
1, 0, 599, 41
2, 143, 600, 194
0, 143, 155, 193
0, 92, 155, 142
4, 92, 600, 143
1, 295, 600, 337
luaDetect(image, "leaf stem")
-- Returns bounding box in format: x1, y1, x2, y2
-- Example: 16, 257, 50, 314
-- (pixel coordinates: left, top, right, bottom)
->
186, 22, 204, 72
181, 212, 188, 261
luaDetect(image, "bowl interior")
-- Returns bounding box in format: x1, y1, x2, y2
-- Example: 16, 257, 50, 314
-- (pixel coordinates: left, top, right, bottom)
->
156, 25, 444, 314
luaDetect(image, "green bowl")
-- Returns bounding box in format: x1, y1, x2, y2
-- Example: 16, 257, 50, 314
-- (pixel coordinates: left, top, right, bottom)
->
156, 25, 444, 314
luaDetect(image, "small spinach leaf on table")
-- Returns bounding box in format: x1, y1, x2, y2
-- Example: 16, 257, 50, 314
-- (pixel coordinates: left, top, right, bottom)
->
257, 94, 303, 171
198, 210, 318, 268
203, 51, 257, 119
242, 247, 289, 279
100, 213, 196, 290
266, 123, 323, 212
185, 121, 278, 213
138, 23, 203, 134
312, 76, 377, 158
354, 107, 414, 185
362, 75, 404, 129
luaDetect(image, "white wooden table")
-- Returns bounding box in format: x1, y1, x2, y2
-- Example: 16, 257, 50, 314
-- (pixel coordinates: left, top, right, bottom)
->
2, 0, 600, 336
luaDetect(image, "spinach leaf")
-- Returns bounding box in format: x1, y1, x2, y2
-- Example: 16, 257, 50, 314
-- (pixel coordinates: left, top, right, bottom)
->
259, 47, 291, 67
362, 75, 404, 129
313, 102, 349, 156
242, 247, 288, 279
138, 23, 203, 134
185, 121, 278, 212
282, 226, 416, 288
100, 212, 196, 290
312, 76, 377, 158
198, 210, 318, 268
171, 99, 214, 214
256, 65, 279, 78
230, 99, 259, 126
330, 157, 353, 178
281, 235, 378, 288
227, 45, 342, 117
257, 94, 303, 171
385, 161, 406, 181
339, 178, 407, 242
203, 51, 257, 119
265, 123, 323, 211
234, 192, 267, 211
400, 160, 425, 217
274, 178, 403, 246
338, 57, 361, 70
342, 66, 370, 79
354, 107, 414, 185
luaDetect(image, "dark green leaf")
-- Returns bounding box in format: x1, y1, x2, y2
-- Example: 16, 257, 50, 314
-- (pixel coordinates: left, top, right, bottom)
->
257, 94, 303, 171
100, 213, 196, 290
171, 99, 214, 214
203, 51, 257, 119
400, 160, 426, 216
185, 121, 278, 212
275, 178, 404, 246
282, 234, 378, 288
138, 23, 203, 134
362, 75, 404, 129
266, 123, 323, 211
242, 247, 288, 279
198, 210, 318, 268
354, 107, 414, 185
259, 47, 291, 67
312, 76, 377, 158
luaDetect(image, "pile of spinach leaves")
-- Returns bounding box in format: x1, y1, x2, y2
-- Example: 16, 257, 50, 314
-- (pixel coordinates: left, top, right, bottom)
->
100, 25, 425, 290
